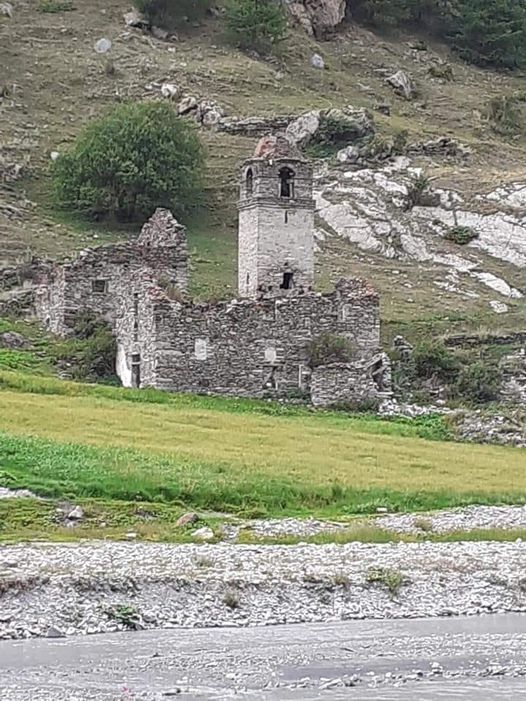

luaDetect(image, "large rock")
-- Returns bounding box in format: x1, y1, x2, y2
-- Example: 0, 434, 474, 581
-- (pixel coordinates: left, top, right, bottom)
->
286, 106, 374, 148
286, 0, 346, 38
0, 331, 31, 349
386, 70, 416, 100
286, 110, 321, 147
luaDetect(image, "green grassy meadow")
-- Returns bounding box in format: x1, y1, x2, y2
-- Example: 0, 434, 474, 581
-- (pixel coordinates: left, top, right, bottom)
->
0, 373, 524, 528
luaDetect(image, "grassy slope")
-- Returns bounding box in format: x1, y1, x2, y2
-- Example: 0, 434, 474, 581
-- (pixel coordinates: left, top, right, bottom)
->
1, 0, 526, 332
0, 378, 524, 520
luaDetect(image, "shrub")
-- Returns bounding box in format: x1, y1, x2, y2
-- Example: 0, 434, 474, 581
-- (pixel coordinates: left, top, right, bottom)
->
307, 334, 355, 368
404, 173, 430, 210
444, 225, 479, 245
133, 0, 211, 29
224, 0, 287, 55
54, 312, 117, 382
412, 340, 459, 382
366, 566, 404, 596
52, 102, 204, 223
454, 361, 502, 403
315, 113, 369, 147
486, 94, 525, 135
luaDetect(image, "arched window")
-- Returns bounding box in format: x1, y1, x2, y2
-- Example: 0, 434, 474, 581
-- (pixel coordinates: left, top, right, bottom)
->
279, 166, 295, 198
246, 168, 253, 196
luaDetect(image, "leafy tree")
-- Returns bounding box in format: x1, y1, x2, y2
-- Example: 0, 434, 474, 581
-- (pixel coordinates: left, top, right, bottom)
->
224, 0, 287, 55
450, 0, 526, 68
52, 102, 204, 223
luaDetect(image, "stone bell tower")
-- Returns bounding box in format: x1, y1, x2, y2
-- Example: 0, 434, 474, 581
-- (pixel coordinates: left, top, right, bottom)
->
238, 134, 315, 299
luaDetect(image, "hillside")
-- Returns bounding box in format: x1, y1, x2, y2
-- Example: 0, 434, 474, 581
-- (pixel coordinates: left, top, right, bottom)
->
2, 0, 526, 342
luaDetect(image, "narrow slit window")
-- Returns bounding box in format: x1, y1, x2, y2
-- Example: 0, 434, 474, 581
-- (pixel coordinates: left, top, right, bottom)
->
246, 168, 253, 196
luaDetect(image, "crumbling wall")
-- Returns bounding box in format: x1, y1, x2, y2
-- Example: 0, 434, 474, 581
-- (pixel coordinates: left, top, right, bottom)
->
310, 356, 392, 408
118, 277, 380, 395
34, 209, 188, 335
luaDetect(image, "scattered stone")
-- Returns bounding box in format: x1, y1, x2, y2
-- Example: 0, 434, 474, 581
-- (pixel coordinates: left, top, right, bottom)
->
67, 505, 84, 521
375, 102, 391, 116
46, 625, 66, 639
50, 151, 60, 162
160, 83, 179, 99
0, 2, 13, 18
386, 70, 415, 100
0, 487, 37, 500
0, 539, 524, 640
123, 9, 148, 28
0, 331, 31, 349
94, 38, 112, 54
175, 512, 200, 528
490, 300, 509, 314
125, 532, 138, 540
310, 53, 325, 70
177, 96, 198, 115
192, 527, 215, 541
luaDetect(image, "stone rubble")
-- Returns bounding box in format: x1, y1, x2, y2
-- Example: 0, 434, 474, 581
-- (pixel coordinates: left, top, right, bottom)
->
0, 540, 524, 640
376, 505, 526, 535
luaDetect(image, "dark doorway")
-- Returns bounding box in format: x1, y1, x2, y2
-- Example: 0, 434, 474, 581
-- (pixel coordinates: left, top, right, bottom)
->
279, 167, 295, 198
280, 271, 294, 290
131, 353, 141, 388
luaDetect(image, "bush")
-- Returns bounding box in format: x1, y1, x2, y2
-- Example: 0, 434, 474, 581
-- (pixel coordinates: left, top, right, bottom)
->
54, 313, 117, 382
404, 173, 430, 210
454, 361, 502, 403
486, 94, 526, 134
307, 334, 355, 368
224, 0, 287, 55
133, 0, 211, 29
412, 340, 459, 382
444, 225, 479, 245
52, 102, 204, 223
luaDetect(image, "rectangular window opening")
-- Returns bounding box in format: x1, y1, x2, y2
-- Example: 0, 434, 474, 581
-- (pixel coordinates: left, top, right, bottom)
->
92, 279, 108, 293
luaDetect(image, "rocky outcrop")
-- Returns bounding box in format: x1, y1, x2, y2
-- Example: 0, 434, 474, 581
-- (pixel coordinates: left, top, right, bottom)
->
285, 0, 346, 38
315, 156, 526, 307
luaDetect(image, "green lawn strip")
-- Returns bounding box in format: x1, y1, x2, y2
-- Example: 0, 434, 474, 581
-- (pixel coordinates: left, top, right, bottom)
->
0, 432, 523, 519
0, 370, 451, 441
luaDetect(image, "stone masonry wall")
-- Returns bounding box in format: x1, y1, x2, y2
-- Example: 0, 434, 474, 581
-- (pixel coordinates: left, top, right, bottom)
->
117, 278, 380, 397
238, 157, 315, 298
34, 209, 187, 335
311, 356, 392, 408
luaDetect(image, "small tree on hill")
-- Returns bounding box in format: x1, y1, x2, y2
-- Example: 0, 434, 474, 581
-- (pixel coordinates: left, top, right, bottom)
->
224, 0, 287, 55
52, 102, 204, 223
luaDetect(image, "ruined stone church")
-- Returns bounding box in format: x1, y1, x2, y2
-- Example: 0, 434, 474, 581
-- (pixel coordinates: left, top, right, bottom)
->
35, 136, 390, 406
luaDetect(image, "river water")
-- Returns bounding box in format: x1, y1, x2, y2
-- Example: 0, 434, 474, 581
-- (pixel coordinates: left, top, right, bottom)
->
0, 614, 525, 699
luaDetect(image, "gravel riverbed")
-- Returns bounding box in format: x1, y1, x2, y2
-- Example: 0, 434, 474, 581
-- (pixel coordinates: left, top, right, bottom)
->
0, 540, 525, 640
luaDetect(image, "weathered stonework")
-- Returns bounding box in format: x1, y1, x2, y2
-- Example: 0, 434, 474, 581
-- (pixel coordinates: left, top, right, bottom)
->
115, 278, 381, 397
238, 136, 315, 299
34, 142, 388, 405
311, 355, 392, 408
34, 209, 187, 335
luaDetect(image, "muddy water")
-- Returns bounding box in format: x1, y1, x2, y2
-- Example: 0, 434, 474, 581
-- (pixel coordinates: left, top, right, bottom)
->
0, 614, 525, 699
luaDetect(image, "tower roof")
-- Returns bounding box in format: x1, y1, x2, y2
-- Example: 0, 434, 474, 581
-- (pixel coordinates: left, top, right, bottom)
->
253, 134, 303, 161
